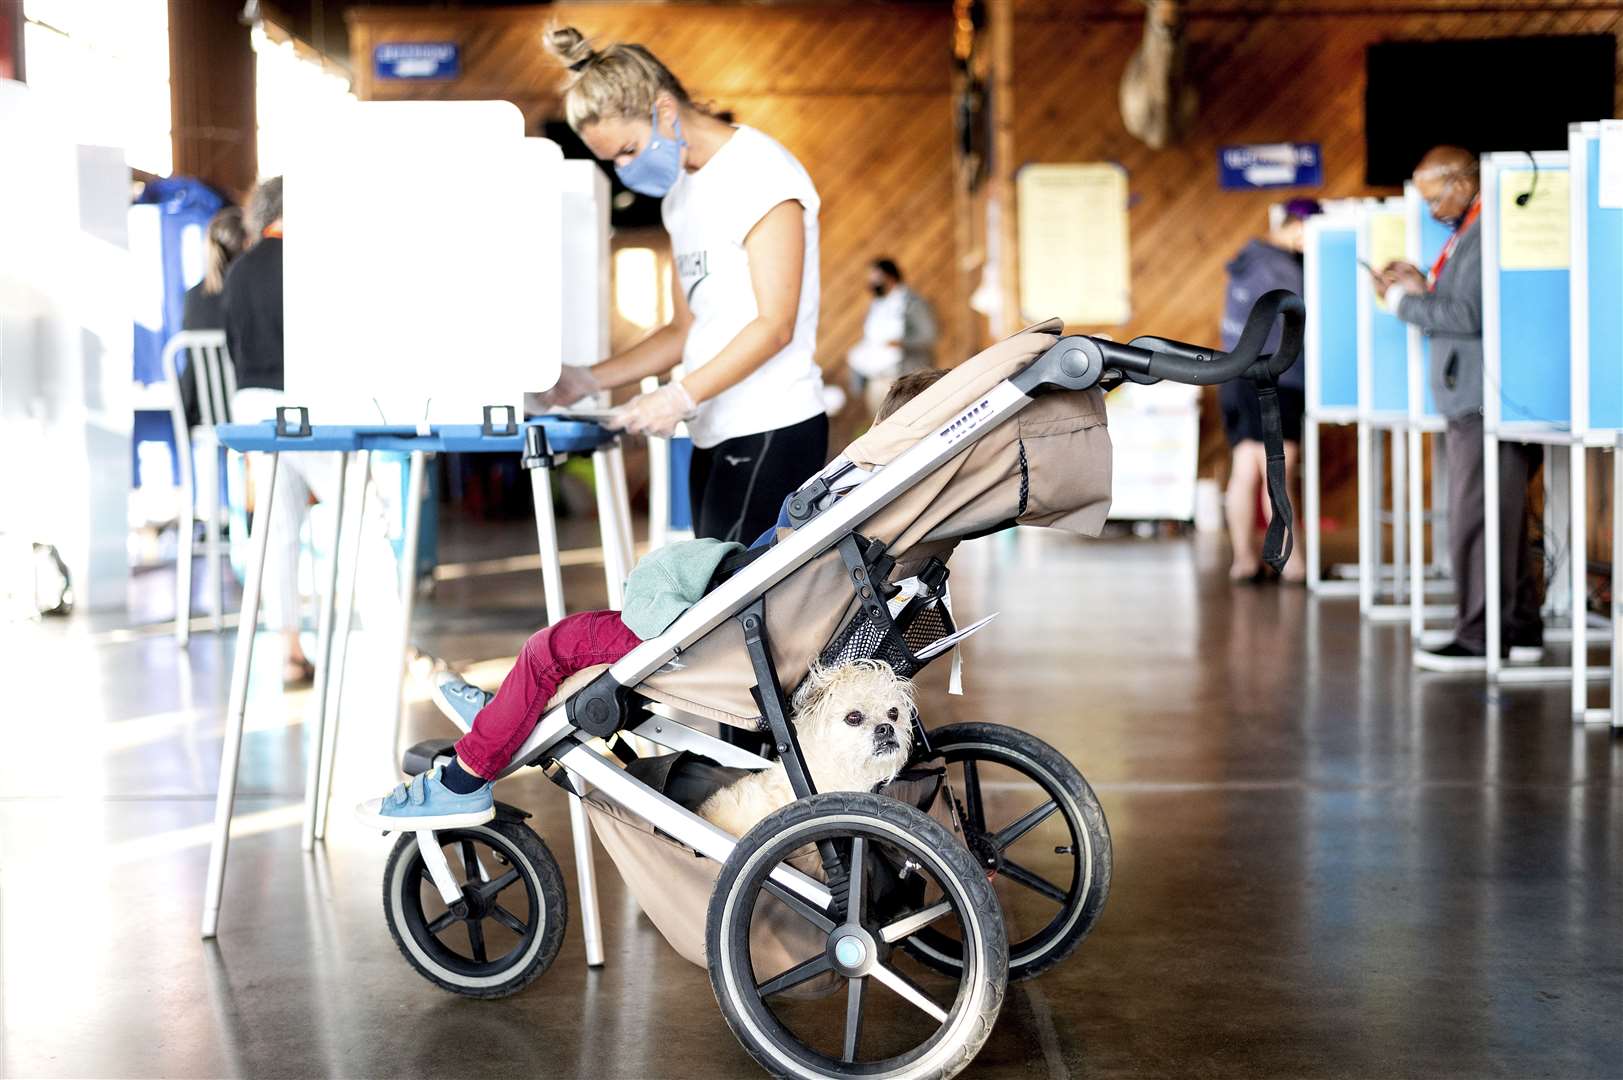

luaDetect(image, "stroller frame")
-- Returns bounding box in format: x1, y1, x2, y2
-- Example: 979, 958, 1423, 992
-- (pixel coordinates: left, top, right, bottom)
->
410, 291, 1307, 920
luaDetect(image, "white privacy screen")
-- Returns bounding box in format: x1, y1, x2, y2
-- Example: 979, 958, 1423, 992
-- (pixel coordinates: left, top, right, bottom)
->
283, 101, 561, 425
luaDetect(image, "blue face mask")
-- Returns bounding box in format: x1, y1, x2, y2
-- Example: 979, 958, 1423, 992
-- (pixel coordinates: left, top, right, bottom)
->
615, 105, 686, 198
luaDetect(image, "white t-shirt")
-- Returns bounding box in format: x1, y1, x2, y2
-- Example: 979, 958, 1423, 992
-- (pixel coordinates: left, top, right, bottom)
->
663, 125, 824, 449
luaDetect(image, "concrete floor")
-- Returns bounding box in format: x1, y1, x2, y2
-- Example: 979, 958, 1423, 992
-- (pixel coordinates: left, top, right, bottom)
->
3, 514, 1621, 1079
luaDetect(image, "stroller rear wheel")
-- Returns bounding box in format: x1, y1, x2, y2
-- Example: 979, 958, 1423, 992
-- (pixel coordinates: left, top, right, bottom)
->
706, 791, 1007, 1080
383, 819, 568, 999
906, 722, 1111, 981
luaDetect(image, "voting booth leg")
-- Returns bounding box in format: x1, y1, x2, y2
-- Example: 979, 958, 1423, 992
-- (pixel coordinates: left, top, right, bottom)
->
1357, 422, 1376, 614
592, 447, 628, 609
527, 455, 607, 969
1612, 442, 1622, 728
175, 444, 197, 646
648, 433, 671, 551
606, 443, 635, 574
1571, 445, 1589, 720
202, 453, 281, 939
1392, 431, 1408, 608
1485, 429, 1503, 679
314, 453, 372, 842
203, 440, 226, 634
301, 451, 351, 852
1305, 420, 1326, 593
1409, 425, 1427, 641
391, 452, 429, 741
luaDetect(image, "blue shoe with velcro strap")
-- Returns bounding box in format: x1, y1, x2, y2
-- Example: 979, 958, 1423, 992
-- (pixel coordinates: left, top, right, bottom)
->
354, 766, 494, 831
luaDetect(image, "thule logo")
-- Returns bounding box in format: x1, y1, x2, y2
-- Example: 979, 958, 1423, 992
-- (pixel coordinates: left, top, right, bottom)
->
940, 398, 994, 445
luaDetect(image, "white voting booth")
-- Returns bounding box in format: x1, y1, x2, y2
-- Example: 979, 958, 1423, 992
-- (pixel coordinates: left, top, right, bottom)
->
202, 102, 631, 957
1303, 208, 1360, 594
1566, 122, 1623, 725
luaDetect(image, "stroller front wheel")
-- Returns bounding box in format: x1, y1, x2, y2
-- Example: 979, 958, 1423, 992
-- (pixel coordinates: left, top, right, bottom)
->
706, 791, 1007, 1080
383, 819, 568, 999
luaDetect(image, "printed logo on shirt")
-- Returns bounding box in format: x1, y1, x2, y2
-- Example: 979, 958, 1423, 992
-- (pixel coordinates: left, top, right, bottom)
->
676, 250, 710, 305
721, 454, 753, 467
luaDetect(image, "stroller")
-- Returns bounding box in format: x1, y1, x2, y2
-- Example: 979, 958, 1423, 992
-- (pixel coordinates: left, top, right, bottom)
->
376, 291, 1304, 1079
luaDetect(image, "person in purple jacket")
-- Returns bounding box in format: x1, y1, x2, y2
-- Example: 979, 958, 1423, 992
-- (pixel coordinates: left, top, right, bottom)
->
1219, 198, 1319, 584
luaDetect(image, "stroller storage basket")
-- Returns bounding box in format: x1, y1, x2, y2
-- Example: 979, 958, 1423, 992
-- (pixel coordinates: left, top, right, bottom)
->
818, 590, 956, 679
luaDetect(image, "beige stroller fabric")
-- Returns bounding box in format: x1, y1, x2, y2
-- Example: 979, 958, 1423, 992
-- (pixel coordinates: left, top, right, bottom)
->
641, 319, 1113, 726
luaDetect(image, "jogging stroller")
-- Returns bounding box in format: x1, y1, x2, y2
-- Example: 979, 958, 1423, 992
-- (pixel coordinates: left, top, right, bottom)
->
377, 291, 1304, 1079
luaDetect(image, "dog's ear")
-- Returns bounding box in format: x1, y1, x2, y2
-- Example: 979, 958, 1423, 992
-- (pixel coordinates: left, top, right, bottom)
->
791, 662, 835, 720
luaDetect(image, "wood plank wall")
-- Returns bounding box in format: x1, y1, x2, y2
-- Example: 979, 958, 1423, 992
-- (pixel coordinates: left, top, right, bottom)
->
346, 3, 965, 383
991, 0, 1623, 563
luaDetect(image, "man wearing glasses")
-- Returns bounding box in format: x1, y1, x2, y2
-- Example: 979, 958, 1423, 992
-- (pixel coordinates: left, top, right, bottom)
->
1369, 145, 1543, 673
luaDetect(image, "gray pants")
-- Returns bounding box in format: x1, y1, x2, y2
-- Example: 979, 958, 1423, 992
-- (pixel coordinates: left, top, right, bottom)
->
1446, 413, 1543, 650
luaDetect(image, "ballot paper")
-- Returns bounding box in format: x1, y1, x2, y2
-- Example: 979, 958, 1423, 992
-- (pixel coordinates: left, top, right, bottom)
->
1499, 169, 1571, 271
1600, 120, 1623, 211
913, 612, 1000, 661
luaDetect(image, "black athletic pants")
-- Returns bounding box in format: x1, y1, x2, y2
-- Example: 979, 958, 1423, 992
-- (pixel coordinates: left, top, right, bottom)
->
688, 412, 829, 544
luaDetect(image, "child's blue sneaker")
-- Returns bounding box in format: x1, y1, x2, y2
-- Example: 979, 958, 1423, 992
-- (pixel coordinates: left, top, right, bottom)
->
354, 766, 494, 831
433, 671, 494, 733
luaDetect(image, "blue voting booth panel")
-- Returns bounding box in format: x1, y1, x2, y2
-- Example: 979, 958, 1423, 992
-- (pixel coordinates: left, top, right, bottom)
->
1312, 227, 1360, 411
1363, 208, 1410, 415
669, 437, 694, 531
1586, 135, 1623, 430
1493, 163, 1571, 427
1416, 212, 1453, 418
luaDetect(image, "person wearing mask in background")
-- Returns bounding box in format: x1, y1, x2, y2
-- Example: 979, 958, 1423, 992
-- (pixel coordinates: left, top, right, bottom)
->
177, 206, 246, 429
1373, 145, 1542, 672
534, 27, 827, 545
1220, 198, 1318, 584
223, 176, 340, 685
847, 257, 938, 417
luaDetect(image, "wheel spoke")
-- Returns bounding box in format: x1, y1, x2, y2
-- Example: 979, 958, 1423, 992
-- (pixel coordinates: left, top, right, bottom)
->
960, 760, 987, 833
1000, 857, 1068, 903
466, 918, 488, 963
763, 880, 836, 934
756, 954, 833, 997
473, 868, 521, 904
992, 800, 1059, 850
846, 836, 866, 920
489, 904, 528, 936
842, 976, 867, 1063
426, 909, 459, 935
879, 900, 954, 944
460, 839, 486, 882
870, 962, 948, 1023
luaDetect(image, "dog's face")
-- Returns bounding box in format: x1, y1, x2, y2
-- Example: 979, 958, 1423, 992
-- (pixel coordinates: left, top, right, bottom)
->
791, 660, 916, 788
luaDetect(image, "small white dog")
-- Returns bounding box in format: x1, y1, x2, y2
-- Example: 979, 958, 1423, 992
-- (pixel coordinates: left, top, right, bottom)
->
697, 659, 916, 838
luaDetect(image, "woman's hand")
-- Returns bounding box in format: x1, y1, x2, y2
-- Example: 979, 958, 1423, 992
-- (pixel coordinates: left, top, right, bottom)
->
605, 381, 697, 438
528, 364, 602, 412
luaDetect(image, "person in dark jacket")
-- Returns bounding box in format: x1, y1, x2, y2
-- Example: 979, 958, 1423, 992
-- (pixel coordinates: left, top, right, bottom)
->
177, 207, 247, 427
1220, 198, 1317, 583
1374, 146, 1542, 672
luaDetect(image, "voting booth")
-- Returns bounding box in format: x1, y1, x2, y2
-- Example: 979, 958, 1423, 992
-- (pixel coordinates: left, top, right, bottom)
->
202, 103, 631, 963
1566, 122, 1623, 725
1355, 196, 1415, 620
1303, 209, 1361, 594
1479, 149, 1589, 687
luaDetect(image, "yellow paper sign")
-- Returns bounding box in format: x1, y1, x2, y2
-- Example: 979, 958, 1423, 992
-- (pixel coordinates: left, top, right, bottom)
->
1499, 170, 1570, 271
1016, 163, 1131, 325
1368, 211, 1406, 311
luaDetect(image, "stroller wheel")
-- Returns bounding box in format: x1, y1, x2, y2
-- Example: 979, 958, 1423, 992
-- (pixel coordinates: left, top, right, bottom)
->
383, 819, 567, 999
706, 791, 1007, 1080
906, 722, 1111, 981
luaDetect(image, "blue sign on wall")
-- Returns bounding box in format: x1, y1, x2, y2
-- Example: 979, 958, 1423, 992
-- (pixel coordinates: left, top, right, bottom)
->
1218, 142, 1323, 190
374, 42, 460, 80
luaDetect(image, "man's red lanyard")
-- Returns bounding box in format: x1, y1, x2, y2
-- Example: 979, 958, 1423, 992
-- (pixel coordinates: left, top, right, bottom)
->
262, 224, 283, 239
1427, 196, 1480, 291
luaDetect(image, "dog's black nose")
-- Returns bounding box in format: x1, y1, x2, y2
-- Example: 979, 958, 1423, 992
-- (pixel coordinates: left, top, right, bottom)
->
874, 723, 895, 740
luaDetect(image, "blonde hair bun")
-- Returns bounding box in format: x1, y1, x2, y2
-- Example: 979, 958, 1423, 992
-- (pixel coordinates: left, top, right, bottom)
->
542, 25, 693, 132
544, 25, 596, 73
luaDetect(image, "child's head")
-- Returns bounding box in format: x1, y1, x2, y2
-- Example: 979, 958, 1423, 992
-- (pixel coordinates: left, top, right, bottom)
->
875, 369, 947, 422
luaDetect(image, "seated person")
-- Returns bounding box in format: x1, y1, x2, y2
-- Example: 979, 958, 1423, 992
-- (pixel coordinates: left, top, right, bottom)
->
356, 370, 945, 831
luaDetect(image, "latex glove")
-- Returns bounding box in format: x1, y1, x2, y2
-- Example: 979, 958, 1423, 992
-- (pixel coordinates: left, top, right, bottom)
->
528, 364, 602, 412
606, 381, 697, 438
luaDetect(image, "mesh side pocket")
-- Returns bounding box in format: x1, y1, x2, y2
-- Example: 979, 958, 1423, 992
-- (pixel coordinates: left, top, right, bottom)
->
817, 594, 956, 679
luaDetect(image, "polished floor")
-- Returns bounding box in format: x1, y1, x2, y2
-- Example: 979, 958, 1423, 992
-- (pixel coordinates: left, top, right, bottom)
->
3, 514, 1620, 1079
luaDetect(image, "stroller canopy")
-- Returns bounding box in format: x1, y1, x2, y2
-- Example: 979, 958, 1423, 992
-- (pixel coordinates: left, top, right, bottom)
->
643, 318, 1113, 727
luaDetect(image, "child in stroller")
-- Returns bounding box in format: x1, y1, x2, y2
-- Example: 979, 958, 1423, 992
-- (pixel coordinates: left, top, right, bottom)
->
367, 295, 1303, 1080
355, 372, 946, 833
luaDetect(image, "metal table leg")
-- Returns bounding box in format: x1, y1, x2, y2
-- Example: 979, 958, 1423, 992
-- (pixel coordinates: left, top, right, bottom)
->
201, 452, 280, 939
301, 451, 350, 851
176, 433, 197, 646
313, 452, 371, 843
1572, 443, 1589, 720
391, 451, 428, 742
1485, 427, 1503, 679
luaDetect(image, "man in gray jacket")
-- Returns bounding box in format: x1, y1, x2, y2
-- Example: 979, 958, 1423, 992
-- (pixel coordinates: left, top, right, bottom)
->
1375, 145, 1543, 672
